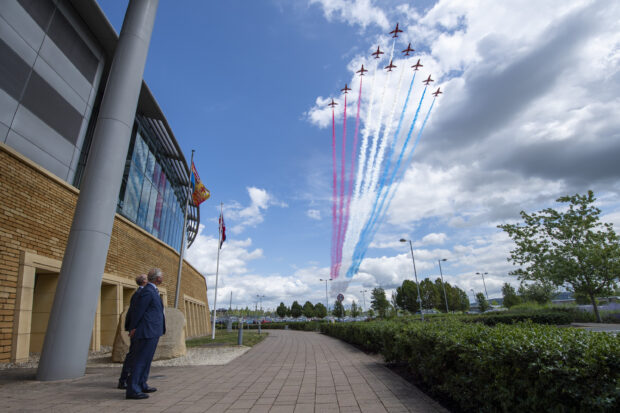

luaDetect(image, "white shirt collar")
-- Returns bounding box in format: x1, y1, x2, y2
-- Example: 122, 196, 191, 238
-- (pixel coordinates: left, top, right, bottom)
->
148, 282, 159, 292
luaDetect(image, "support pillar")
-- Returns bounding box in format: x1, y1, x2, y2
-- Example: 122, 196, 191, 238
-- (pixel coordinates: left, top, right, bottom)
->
37, 0, 159, 380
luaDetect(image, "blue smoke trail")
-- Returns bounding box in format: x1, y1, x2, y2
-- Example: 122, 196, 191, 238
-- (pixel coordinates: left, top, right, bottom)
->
364, 97, 438, 252
356, 72, 416, 252
346, 87, 431, 278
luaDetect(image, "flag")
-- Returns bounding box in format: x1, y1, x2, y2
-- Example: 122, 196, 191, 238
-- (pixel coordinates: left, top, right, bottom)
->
219, 213, 226, 249
191, 162, 210, 206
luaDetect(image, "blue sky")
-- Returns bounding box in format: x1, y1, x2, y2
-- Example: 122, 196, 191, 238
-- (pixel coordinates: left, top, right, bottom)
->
97, 0, 620, 311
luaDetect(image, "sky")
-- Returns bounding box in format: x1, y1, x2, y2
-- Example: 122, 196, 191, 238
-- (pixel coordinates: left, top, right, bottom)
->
97, 0, 620, 312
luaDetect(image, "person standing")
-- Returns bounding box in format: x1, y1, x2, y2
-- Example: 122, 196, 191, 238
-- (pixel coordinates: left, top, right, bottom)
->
117, 273, 147, 389
125, 268, 166, 400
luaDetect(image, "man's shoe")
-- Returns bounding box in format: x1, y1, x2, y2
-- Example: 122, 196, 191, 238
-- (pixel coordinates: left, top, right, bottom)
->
142, 387, 157, 393
117, 380, 127, 389
126, 393, 149, 400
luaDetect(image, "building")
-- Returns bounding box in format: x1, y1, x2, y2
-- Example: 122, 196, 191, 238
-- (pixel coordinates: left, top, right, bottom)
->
0, 0, 211, 363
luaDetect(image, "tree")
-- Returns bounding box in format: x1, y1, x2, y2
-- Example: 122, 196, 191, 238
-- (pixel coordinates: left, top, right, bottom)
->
395, 280, 420, 313
476, 292, 490, 312
502, 283, 521, 308
367, 308, 375, 318
302, 301, 315, 318
518, 281, 556, 304
314, 302, 327, 318
499, 191, 620, 322
276, 302, 287, 318
290, 301, 302, 318
420, 279, 439, 309
332, 300, 345, 318
350, 300, 360, 317
371, 287, 391, 318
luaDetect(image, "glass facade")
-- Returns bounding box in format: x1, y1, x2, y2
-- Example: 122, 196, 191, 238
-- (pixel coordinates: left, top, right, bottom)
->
117, 125, 186, 251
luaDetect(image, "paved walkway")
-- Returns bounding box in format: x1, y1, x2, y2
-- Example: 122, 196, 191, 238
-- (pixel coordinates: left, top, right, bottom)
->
0, 330, 447, 412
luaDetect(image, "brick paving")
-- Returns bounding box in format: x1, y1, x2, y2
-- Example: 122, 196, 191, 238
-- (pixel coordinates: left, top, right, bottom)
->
0, 330, 448, 412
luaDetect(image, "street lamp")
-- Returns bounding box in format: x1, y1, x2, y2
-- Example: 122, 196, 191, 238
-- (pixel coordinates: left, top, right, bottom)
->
400, 239, 424, 320
476, 272, 489, 299
319, 278, 332, 312
256, 294, 265, 320
359, 289, 367, 313
438, 258, 449, 313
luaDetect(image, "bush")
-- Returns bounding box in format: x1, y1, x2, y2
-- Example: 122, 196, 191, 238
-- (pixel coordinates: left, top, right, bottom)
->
321, 320, 620, 412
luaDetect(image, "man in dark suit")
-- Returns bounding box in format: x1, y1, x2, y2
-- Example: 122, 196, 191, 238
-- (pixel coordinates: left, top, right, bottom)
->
117, 273, 147, 389
126, 268, 166, 400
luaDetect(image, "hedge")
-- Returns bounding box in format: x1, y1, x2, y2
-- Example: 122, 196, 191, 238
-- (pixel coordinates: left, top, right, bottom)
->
320, 320, 620, 412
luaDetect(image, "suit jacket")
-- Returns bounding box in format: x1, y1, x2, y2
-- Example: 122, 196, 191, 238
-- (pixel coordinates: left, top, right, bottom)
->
128, 283, 166, 339
124, 286, 143, 331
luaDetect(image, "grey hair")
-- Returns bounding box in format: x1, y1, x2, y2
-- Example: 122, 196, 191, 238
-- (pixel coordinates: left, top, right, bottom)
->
147, 268, 162, 283
135, 273, 147, 286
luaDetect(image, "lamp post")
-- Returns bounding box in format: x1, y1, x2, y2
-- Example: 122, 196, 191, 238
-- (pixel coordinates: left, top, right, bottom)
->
319, 278, 332, 312
360, 289, 367, 313
438, 258, 449, 313
470, 289, 476, 305
256, 294, 265, 320
400, 239, 424, 320
476, 272, 489, 299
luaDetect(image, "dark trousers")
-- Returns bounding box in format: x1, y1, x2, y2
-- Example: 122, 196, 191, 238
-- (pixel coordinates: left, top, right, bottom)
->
119, 336, 137, 384
126, 336, 159, 396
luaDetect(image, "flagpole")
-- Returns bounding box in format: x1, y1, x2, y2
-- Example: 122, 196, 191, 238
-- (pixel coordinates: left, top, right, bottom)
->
174, 150, 194, 309
212, 201, 223, 339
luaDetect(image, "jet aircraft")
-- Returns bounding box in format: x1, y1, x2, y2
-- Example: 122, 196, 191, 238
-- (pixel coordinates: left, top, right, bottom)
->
433, 87, 442, 97
371, 46, 384, 59
411, 59, 423, 71
423, 75, 434, 85
328, 99, 338, 108
385, 60, 397, 72
390, 23, 403, 38
341, 84, 351, 94
357, 65, 368, 76
402, 43, 415, 56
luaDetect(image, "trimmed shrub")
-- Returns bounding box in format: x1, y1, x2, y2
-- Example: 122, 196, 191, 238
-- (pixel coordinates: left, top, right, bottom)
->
321, 320, 620, 412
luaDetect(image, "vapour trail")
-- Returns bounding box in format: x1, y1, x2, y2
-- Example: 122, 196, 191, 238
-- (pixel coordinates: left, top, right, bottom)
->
341, 40, 395, 279
339, 57, 379, 279
335, 90, 348, 277
347, 85, 429, 278
338, 76, 363, 279
356, 70, 416, 261
362, 39, 395, 197
366, 60, 406, 207
331, 106, 337, 278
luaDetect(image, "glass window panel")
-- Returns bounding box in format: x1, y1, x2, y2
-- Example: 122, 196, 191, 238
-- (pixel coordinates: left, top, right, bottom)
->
144, 148, 155, 182
132, 133, 147, 173
152, 162, 161, 188
122, 161, 143, 222
145, 184, 158, 234
137, 179, 151, 228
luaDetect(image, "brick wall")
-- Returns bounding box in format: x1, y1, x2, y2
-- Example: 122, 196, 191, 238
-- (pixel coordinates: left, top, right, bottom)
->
0, 144, 210, 362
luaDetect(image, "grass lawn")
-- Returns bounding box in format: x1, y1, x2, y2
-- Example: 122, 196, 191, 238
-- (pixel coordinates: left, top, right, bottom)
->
186, 330, 268, 348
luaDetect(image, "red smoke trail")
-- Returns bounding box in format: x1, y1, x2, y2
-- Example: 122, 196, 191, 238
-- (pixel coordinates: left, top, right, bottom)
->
331, 106, 337, 279
338, 77, 363, 278
334, 92, 348, 278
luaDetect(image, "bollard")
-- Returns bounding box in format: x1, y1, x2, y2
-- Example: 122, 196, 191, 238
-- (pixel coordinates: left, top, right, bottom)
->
238, 321, 243, 345
258, 323, 261, 335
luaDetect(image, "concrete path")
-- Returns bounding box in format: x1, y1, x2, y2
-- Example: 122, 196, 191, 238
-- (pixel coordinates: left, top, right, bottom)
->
0, 330, 447, 412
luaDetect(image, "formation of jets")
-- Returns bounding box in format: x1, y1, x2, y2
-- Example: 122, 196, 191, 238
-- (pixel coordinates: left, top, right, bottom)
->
327, 23, 445, 108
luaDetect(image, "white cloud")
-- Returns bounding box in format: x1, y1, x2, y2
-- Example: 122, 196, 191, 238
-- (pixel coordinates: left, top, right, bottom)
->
309, 0, 390, 30
307, 209, 322, 220
225, 187, 288, 234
